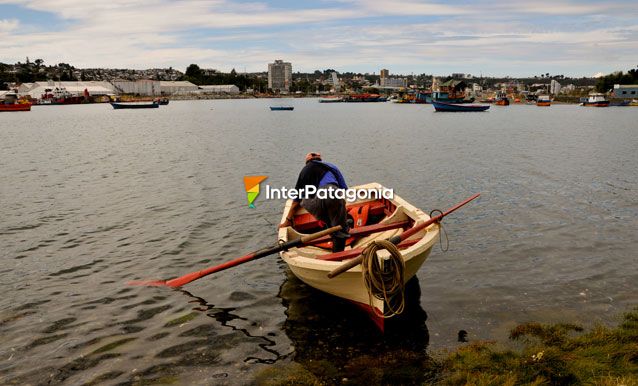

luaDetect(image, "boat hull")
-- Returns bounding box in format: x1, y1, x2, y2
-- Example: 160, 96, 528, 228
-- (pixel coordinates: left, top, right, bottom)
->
278, 182, 439, 330
432, 101, 489, 112
0, 103, 31, 112
582, 102, 610, 107
270, 106, 294, 110
110, 102, 159, 109
536, 101, 551, 106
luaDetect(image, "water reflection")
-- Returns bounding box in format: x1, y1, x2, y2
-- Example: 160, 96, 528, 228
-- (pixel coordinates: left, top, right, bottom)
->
179, 289, 287, 364
278, 270, 433, 383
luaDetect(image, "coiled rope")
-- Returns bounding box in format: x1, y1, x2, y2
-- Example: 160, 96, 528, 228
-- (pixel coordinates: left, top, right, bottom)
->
361, 240, 406, 318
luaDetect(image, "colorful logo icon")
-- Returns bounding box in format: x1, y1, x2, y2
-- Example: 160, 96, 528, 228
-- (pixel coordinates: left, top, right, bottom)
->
243, 176, 268, 208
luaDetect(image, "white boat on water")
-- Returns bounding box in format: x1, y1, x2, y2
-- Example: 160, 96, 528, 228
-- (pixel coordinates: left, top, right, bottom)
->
581, 93, 610, 107
318, 97, 343, 103
278, 182, 440, 331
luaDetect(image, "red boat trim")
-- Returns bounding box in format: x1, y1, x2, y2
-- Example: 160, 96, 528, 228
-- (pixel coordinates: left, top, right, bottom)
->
307, 220, 410, 246
317, 238, 421, 261
349, 300, 385, 332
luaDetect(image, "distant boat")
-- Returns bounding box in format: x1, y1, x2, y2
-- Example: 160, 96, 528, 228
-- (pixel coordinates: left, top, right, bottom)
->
270, 106, 294, 111
110, 102, 159, 109
156, 98, 169, 105
582, 93, 610, 107
37, 86, 87, 105
609, 100, 630, 107
432, 101, 490, 112
342, 93, 387, 102
318, 97, 343, 103
536, 95, 551, 106
0, 102, 32, 112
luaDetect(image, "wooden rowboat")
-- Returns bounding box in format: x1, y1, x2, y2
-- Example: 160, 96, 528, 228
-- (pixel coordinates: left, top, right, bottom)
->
278, 182, 440, 331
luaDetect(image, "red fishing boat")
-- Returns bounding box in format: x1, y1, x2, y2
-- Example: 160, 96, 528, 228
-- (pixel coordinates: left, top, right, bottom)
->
1, 91, 31, 111
536, 95, 551, 106
37, 86, 87, 105
0, 102, 32, 112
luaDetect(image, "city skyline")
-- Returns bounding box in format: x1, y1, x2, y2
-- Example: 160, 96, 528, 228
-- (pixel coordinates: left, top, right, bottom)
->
1, 1, 637, 77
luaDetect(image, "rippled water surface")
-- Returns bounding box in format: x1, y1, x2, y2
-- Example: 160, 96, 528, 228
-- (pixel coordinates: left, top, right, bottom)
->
1, 99, 637, 384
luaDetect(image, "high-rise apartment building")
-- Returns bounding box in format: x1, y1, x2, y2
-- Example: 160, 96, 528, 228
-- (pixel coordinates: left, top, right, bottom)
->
380, 69, 389, 86
268, 60, 292, 91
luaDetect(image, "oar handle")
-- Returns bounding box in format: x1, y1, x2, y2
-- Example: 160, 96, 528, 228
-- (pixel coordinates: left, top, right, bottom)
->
327, 255, 363, 278
134, 225, 344, 288
300, 225, 342, 244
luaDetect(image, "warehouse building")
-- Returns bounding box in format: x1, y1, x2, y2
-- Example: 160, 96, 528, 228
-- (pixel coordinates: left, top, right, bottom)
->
613, 84, 638, 98
198, 85, 240, 94
19, 81, 116, 98
111, 80, 160, 96
160, 81, 199, 95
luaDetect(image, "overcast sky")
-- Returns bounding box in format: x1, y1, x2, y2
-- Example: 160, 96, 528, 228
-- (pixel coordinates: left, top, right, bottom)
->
1, 0, 637, 77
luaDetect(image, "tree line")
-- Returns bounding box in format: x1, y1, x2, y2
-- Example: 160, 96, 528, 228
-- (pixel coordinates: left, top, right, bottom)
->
596, 67, 638, 92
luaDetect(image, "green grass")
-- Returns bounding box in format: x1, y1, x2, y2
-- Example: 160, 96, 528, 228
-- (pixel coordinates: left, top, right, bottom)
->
438, 308, 638, 385
253, 307, 638, 385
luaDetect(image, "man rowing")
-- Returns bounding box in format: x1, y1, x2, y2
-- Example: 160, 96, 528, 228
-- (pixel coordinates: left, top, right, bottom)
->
279, 152, 351, 252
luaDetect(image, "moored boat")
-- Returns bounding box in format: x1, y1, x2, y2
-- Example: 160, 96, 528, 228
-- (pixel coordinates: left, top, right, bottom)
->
432, 101, 490, 112
156, 98, 169, 105
342, 93, 387, 102
270, 106, 294, 111
37, 86, 88, 105
0, 102, 32, 112
110, 101, 159, 109
1, 91, 31, 111
536, 95, 551, 106
278, 183, 440, 331
582, 93, 610, 107
318, 97, 343, 103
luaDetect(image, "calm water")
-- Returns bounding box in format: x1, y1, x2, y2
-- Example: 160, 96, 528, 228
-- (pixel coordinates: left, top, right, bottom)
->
1, 99, 637, 384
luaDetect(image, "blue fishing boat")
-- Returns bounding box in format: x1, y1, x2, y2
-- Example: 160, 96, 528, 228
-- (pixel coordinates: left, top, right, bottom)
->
432, 101, 490, 112
270, 106, 294, 111
110, 102, 159, 109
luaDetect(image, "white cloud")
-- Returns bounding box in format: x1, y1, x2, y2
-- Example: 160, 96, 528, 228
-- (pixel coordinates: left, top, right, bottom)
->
0, 18, 19, 34
0, 0, 636, 75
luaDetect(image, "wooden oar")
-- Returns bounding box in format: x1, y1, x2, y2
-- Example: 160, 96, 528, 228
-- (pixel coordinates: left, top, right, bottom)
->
327, 193, 480, 279
130, 225, 342, 287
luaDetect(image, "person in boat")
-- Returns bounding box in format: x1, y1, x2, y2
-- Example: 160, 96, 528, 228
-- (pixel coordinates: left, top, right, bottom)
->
279, 152, 351, 252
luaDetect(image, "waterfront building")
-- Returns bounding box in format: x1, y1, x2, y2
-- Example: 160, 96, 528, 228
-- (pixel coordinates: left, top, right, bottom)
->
327, 72, 340, 92
112, 80, 160, 96
382, 78, 408, 88
550, 79, 562, 95
268, 60, 292, 92
21, 81, 116, 99
198, 84, 240, 94
380, 69, 389, 86
160, 81, 199, 95
613, 84, 638, 98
